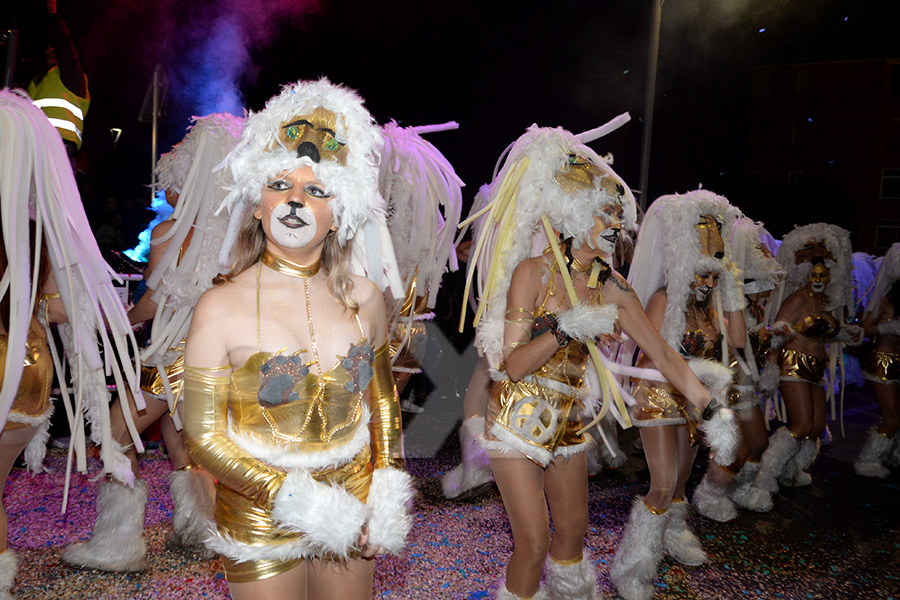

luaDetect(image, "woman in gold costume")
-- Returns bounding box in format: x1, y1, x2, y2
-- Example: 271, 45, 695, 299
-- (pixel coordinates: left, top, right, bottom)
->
183, 79, 412, 600
855, 242, 900, 477
0, 89, 139, 597
751, 223, 861, 505
612, 191, 744, 600
464, 124, 737, 600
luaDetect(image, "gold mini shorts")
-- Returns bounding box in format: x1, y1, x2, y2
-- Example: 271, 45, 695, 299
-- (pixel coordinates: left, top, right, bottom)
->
779, 348, 826, 385
865, 351, 900, 384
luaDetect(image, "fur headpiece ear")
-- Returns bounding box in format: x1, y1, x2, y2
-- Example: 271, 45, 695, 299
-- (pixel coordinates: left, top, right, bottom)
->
730, 217, 785, 294
864, 242, 900, 318
217, 78, 401, 296
628, 189, 745, 350
776, 223, 853, 317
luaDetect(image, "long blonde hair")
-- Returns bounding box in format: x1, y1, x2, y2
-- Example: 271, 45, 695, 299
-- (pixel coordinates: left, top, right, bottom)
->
214, 210, 358, 313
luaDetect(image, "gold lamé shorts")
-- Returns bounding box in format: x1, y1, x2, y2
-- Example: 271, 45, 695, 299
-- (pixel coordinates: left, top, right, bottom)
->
779, 348, 826, 385
484, 377, 587, 466
864, 351, 900, 384
630, 380, 701, 446
139, 353, 185, 402
217, 445, 374, 583
1, 327, 54, 430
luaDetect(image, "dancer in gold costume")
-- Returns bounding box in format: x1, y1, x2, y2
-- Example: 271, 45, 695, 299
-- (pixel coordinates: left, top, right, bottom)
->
183, 79, 412, 600
855, 242, 900, 477
613, 190, 744, 600
750, 223, 862, 505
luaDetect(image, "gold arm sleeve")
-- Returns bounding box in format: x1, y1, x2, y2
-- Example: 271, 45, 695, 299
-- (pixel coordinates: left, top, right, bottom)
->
368, 341, 404, 470
183, 365, 285, 508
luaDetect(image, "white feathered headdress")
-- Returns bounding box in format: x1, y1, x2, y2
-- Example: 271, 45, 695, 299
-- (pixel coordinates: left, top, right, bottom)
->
0, 89, 141, 494
730, 217, 785, 296
864, 242, 900, 318
628, 190, 745, 351
774, 223, 853, 319
218, 78, 401, 297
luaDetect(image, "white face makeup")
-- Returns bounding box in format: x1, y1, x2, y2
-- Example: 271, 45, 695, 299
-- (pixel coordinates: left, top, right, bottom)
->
257, 166, 334, 253
578, 203, 624, 255
268, 201, 317, 248
691, 272, 720, 302
808, 264, 829, 294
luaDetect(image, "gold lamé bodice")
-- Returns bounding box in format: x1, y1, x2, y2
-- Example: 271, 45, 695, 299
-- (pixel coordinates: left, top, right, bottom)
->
0, 318, 54, 426
229, 339, 374, 450
530, 305, 590, 387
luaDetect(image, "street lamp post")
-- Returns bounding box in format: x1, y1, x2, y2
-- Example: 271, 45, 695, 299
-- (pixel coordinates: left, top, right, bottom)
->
638, 0, 664, 211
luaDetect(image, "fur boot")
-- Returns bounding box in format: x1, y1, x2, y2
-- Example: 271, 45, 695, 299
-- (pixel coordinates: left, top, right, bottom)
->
166, 467, 217, 558
442, 417, 493, 500
544, 552, 599, 600
854, 429, 892, 478
662, 500, 707, 566
886, 434, 900, 468
692, 470, 737, 523
731, 461, 772, 512
753, 427, 799, 494
61, 479, 148, 572
610, 497, 666, 600
0, 548, 17, 600
494, 582, 549, 600
780, 438, 819, 487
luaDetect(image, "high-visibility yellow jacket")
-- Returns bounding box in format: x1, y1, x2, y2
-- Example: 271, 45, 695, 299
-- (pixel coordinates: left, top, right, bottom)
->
27, 66, 91, 149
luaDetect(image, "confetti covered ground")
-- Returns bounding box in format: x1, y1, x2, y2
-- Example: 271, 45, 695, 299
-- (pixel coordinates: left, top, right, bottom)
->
5, 385, 899, 599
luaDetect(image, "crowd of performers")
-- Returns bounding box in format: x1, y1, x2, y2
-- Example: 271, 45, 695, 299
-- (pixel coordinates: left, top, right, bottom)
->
0, 77, 898, 600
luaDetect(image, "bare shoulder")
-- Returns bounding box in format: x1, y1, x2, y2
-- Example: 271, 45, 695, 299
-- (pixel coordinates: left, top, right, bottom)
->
194, 277, 252, 323
150, 219, 176, 241
349, 274, 382, 307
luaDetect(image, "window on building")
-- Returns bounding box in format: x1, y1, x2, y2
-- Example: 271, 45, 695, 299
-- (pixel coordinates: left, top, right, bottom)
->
881, 169, 900, 199
875, 219, 900, 250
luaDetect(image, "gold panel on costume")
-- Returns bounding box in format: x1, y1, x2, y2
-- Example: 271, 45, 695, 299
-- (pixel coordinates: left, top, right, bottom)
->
140, 350, 185, 401
0, 319, 53, 430
779, 348, 826, 384
866, 351, 900, 383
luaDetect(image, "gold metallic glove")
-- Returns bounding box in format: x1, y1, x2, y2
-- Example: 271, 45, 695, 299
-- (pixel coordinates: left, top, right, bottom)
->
183, 365, 285, 508
368, 341, 404, 470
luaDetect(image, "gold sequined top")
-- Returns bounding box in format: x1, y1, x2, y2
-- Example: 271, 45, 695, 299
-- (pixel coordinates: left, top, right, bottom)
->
0, 318, 54, 428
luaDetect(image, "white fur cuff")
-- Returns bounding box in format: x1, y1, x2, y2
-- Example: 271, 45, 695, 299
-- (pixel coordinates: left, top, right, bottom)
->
833, 324, 864, 346
272, 470, 368, 559
877, 320, 900, 337
758, 362, 781, 395
366, 467, 415, 554
769, 320, 794, 350
699, 407, 740, 466
556, 303, 618, 342
688, 358, 733, 394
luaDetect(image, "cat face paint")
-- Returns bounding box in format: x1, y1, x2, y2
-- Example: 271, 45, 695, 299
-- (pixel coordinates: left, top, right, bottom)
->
691, 271, 720, 302
257, 166, 333, 251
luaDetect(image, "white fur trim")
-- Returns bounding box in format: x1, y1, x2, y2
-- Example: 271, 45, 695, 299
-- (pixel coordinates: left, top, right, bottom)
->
758, 362, 781, 395
0, 549, 17, 593
877, 320, 900, 336
227, 407, 370, 471
854, 429, 892, 478
698, 407, 740, 466
365, 467, 415, 554
692, 472, 737, 523
494, 583, 550, 600
486, 422, 554, 467
753, 427, 798, 494
168, 469, 216, 552
7, 404, 52, 472
544, 551, 599, 599
271, 469, 367, 559
61, 480, 148, 572
610, 496, 665, 600
662, 501, 707, 566
688, 358, 733, 394
769, 320, 794, 350
442, 417, 493, 499
556, 303, 618, 341
832, 324, 864, 346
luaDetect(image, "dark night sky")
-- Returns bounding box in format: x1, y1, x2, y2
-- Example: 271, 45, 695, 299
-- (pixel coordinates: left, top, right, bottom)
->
6, 0, 900, 248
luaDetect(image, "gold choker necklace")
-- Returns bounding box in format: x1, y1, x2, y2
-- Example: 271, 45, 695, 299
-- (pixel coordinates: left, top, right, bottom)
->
261, 250, 321, 279
569, 254, 595, 274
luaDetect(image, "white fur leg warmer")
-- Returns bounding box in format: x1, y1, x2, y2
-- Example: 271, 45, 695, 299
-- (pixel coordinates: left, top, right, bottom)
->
494, 582, 550, 600
854, 429, 892, 478
731, 461, 772, 512
61, 479, 148, 572
556, 303, 618, 341
781, 438, 818, 487
698, 407, 740, 467
692, 470, 737, 523
366, 467, 416, 554
272, 469, 367, 559
753, 427, 799, 494
610, 497, 665, 600
0, 549, 17, 595
544, 552, 599, 600
167, 467, 217, 557
442, 417, 493, 499
662, 501, 707, 566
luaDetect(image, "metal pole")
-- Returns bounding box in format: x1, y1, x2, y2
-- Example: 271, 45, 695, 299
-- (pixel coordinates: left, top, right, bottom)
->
151, 66, 159, 203
638, 0, 664, 211
2, 26, 17, 89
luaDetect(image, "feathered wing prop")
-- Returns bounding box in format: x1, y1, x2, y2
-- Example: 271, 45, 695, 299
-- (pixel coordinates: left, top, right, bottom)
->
0, 89, 141, 508
378, 121, 464, 358
138, 114, 244, 432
